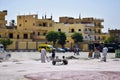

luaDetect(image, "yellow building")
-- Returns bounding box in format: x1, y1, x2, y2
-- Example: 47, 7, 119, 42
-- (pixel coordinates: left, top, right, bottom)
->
17, 14, 55, 41
59, 17, 109, 50
0, 10, 7, 38
0, 10, 109, 51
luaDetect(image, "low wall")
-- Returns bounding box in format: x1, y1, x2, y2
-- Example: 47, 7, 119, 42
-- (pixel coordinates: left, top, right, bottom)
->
7, 41, 89, 51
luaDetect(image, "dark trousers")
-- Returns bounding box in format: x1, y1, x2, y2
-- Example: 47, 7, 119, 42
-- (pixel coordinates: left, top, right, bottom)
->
102, 56, 106, 62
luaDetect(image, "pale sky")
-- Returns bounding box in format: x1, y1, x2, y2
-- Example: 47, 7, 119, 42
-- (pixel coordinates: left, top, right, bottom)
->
0, 0, 120, 32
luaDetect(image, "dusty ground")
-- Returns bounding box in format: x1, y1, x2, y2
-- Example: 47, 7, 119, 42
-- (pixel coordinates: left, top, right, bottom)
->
24, 71, 120, 80
0, 52, 120, 80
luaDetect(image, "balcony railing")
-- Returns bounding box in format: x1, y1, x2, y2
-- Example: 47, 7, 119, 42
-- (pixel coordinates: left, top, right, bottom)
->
84, 31, 95, 34
95, 25, 104, 28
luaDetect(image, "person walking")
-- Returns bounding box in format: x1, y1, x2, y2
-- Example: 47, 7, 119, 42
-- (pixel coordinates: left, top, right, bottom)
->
51, 49, 55, 60
76, 47, 80, 55
102, 46, 108, 62
40, 48, 47, 63
73, 46, 77, 55
88, 50, 93, 58
94, 48, 101, 59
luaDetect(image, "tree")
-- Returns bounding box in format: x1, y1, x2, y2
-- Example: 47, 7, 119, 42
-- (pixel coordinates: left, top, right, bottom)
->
58, 32, 66, 48
11, 20, 15, 25
0, 39, 13, 50
71, 32, 83, 48
46, 31, 59, 47
104, 36, 116, 43
10, 20, 15, 26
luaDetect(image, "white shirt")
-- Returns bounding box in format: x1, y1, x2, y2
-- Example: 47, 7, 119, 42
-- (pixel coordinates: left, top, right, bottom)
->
102, 47, 108, 56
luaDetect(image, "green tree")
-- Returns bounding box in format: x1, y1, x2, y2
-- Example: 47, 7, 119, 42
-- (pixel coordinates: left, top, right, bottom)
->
46, 31, 59, 47
58, 32, 66, 48
71, 32, 83, 47
104, 36, 116, 43
11, 20, 15, 26
0, 38, 13, 50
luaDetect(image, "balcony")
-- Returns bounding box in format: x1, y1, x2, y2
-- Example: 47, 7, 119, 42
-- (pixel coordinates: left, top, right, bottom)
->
84, 31, 95, 34
84, 23, 94, 27
94, 25, 104, 28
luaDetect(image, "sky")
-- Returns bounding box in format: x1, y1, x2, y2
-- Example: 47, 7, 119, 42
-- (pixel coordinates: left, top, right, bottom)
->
0, 0, 120, 32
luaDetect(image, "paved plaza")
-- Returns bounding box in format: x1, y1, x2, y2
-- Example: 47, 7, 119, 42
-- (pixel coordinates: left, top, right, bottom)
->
0, 51, 120, 80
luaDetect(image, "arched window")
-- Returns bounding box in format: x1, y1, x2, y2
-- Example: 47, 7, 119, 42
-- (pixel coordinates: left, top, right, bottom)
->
78, 29, 81, 31
71, 29, 74, 32
58, 29, 61, 32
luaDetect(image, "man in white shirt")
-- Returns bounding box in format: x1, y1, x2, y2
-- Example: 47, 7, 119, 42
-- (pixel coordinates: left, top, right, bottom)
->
41, 48, 47, 63
102, 46, 108, 62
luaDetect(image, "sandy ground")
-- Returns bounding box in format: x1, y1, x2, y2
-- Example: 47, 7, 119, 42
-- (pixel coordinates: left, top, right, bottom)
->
25, 71, 120, 80
0, 51, 120, 80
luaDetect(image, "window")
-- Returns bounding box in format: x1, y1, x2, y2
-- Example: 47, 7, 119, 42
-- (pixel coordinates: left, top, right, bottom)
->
38, 32, 40, 36
85, 28, 87, 31
89, 29, 91, 31
19, 24, 21, 26
94, 30, 96, 33
19, 16, 21, 19
98, 23, 101, 26
98, 29, 101, 33
78, 29, 81, 31
71, 29, 74, 32
24, 34, 28, 39
94, 36, 96, 40
17, 35, 19, 39
43, 33, 46, 36
98, 36, 100, 40
58, 29, 61, 32
33, 32, 35, 35
9, 33, 13, 38
39, 24, 42, 26
94, 23, 96, 26
33, 23, 35, 26
25, 20, 27, 22
43, 23, 47, 27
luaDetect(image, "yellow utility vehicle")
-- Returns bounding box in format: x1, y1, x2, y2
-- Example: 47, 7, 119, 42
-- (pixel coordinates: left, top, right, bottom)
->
38, 44, 54, 52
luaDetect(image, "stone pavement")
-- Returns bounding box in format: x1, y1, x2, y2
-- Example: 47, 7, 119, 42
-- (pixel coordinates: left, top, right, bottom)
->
0, 52, 120, 80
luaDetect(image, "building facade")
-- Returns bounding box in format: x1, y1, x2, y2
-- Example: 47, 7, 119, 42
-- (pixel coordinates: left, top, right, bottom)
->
0, 10, 109, 51
0, 10, 7, 38
109, 29, 120, 43
59, 17, 109, 44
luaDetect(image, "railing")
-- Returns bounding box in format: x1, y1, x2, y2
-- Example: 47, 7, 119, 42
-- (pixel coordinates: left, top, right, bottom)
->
84, 31, 95, 34
84, 23, 94, 27
95, 25, 104, 28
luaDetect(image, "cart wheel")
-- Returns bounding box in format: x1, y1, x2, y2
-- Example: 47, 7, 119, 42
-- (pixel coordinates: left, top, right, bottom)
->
6, 54, 11, 60
63, 60, 68, 65
52, 61, 56, 65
